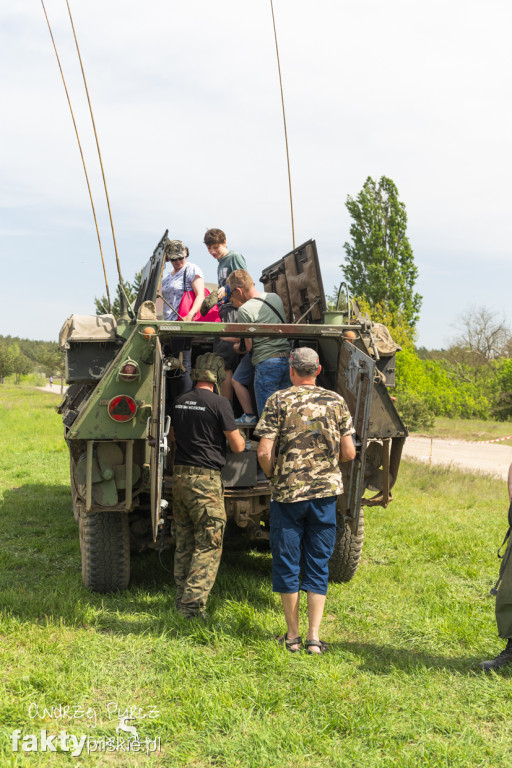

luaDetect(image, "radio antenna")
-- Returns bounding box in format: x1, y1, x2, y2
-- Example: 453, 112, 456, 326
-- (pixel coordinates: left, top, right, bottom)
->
40, 0, 112, 312
65, 0, 125, 287
270, 0, 295, 249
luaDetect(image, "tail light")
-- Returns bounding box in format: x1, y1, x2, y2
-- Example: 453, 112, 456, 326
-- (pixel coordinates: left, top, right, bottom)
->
119, 361, 140, 382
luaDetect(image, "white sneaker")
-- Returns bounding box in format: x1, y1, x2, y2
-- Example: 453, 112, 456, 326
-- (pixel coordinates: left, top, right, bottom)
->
235, 414, 258, 425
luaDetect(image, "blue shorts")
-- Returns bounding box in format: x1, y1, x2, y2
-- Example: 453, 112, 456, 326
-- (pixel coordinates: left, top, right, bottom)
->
270, 496, 337, 595
232, 351, 254, 386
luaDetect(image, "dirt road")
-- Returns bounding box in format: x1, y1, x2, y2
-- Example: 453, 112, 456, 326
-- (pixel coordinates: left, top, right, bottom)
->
403, 436, 512, 480
36, 383, 68, 395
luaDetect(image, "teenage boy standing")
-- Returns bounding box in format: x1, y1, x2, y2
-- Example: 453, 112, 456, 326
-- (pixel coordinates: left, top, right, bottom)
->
203, 228, 248, 400
203, 228, 247, 293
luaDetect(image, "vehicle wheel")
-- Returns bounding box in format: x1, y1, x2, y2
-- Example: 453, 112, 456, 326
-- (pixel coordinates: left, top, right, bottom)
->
79, 511, 130, 592
328, 507, 364, 583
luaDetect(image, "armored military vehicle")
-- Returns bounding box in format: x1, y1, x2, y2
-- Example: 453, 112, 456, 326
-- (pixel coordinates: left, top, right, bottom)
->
58, 231, 408, 592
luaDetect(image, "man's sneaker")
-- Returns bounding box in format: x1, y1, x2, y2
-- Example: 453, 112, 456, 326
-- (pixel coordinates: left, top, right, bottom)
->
235, 414, 258, 425
479, 640, 512, 671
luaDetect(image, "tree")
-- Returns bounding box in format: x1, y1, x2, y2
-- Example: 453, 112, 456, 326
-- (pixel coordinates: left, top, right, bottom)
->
452, 305, 511, 366
493, 359, 512, 421
95, 271, 142, 318
39, 347, 65, 379
11, 349, 32, 384
342, 176, 422, 328
0, 341, 14, 383
351, 297, 416, 350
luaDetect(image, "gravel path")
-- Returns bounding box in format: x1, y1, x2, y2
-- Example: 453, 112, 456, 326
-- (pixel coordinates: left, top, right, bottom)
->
35, 383, 68, 394
403, 436, 512, 480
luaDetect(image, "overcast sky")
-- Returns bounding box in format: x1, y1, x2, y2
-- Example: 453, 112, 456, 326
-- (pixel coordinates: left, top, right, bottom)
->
1, 0, 511, 349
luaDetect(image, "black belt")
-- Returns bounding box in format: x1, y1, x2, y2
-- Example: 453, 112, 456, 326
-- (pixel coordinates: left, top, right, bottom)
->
174, 464, 221, 477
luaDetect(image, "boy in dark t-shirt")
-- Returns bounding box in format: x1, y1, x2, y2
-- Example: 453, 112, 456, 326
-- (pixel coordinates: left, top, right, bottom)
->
171, 353, 245, 621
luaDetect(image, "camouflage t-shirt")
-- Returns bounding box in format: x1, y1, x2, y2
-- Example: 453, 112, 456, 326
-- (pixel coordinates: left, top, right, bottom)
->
254, 385, 355, 502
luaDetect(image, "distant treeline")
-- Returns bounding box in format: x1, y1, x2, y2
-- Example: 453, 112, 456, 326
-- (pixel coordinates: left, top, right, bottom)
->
0, 335, 64, 383
394, 334, 512, 429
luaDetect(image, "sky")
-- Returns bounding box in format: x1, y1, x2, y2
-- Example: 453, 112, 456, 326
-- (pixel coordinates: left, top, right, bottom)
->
1, 0, 511, 349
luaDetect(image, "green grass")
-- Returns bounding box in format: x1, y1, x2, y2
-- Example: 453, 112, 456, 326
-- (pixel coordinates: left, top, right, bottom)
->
1, 385, 512, 766
1, 373, 47, 388
413, 415, 512, 443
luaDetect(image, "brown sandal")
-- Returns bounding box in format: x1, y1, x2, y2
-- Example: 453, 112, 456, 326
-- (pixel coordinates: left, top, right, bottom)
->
305, 639, 328, 655
276, 634, 302, 652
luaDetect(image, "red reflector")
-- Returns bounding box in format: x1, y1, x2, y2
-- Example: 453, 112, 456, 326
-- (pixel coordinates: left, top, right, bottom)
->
108, 395, 137, 422
120, 362, 139, 382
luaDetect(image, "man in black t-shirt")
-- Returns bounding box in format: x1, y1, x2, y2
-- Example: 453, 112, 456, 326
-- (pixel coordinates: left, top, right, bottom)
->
171, 353, 245, 620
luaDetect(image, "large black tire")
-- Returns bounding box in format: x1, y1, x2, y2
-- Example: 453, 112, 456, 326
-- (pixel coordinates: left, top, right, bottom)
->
328, 508, 364, 583
79, 511, 130, 592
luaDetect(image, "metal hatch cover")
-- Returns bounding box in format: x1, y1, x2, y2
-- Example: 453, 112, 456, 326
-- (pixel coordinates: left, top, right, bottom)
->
133, 230, 169, 315
259, 239, 326, 324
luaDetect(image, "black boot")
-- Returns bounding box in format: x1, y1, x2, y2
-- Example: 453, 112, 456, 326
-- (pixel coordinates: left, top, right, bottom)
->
479, 639, 512, 671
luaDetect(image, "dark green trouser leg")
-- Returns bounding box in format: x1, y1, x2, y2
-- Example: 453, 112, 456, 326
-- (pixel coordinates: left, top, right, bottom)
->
496, 537, 512, 640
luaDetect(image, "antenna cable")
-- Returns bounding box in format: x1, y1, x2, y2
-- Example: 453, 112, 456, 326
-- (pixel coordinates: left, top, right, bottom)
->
65, 0, 125, 286
270, 0, 295, 249
40, 0, 112, 311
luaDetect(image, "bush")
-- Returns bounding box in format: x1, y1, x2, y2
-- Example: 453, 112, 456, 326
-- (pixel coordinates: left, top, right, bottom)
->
395, 391, 435, 431
492, 359, 512, 421
395, 349, 491, 420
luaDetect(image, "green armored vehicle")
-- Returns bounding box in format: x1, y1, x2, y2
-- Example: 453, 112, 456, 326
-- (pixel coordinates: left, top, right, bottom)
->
58, 231, 408, 592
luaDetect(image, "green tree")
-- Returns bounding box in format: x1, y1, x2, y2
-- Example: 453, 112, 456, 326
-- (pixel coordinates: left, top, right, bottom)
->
6, 343, 32, 384
342, 176, 422, 328
352, 297, 416, 350
0, 341, 15, 383
11, 349, 32, 384
492, 358, 512, 421
394, 348, 491, 423
95, 271, 142, 318
39, 346, 65, 379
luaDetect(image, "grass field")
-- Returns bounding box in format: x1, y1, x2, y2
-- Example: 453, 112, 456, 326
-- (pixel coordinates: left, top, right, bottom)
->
413, 416, 512, 443
1, 385, 512, 767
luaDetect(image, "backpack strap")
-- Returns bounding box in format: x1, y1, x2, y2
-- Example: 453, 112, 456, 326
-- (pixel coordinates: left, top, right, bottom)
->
251, 296, 286, 323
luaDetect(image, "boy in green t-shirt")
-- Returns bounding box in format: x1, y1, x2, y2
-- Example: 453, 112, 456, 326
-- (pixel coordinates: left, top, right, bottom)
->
203, 228, 247, 295
203, 228, 248, 400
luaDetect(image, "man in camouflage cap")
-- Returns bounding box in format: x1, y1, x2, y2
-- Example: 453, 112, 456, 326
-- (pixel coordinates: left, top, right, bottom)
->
171, 353, 245, 620
190, 352, 226, 394
255, 347, 356, 653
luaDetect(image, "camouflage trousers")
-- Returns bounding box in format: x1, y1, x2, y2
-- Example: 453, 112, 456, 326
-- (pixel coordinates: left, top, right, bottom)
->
172, 471, 226, 618
496, 534, 512, 639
